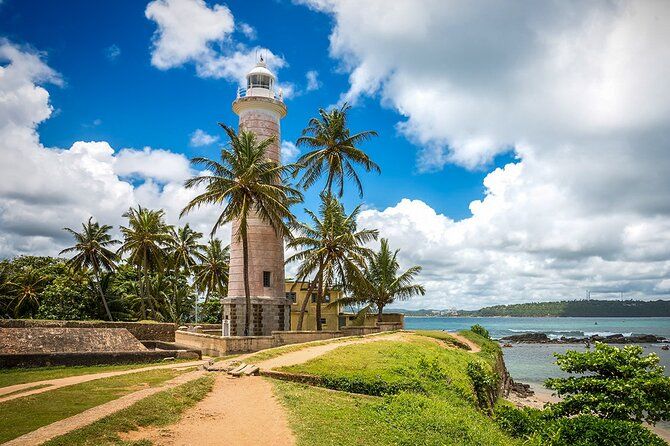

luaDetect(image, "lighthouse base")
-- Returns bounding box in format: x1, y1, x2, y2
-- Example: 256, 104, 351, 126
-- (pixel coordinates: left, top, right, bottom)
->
221, 296, 291, 336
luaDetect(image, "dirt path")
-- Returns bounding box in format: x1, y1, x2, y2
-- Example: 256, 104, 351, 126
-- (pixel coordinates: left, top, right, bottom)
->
0, 360, 206, 403
124, 332, 407, 446
256, 331, 407, 370
446, 332, 481, 353
125, 375, 295, 446
4, 369, 206, 446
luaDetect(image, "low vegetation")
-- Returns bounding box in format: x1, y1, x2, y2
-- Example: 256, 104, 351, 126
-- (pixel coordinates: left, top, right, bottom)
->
273, 331, 518, 445
470, 299, 670, 317
0, 360, 191, 388
494, 342, 670, 445
0, 368, 183, 443
44, 375, 215, 446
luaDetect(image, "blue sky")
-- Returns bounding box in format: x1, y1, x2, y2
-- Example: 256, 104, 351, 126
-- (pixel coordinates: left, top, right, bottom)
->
1, 0, 669, 309
0, 0, 508, 221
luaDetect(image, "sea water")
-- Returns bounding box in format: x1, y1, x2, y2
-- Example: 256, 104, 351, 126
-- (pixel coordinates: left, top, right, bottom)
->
404, 317, 670, 383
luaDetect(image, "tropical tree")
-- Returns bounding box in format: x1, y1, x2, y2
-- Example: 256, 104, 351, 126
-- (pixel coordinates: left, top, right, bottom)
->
117, 206, 171, 319
295, 103, 380, 197
287, 193, 378, 330
181, 124, 302, 335
193, 238, 230, 303
336, 238, 425, 323
60, 217, 120, 321
166, 224, 204, 316
7, 266, 48, 318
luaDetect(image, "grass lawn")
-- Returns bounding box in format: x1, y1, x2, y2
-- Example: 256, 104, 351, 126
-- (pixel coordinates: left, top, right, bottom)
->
273, 331, 517, 445
0, 359, 194, 389
44, 375, 215, 446
0, 367, 186, 443
412, 330, 473, 350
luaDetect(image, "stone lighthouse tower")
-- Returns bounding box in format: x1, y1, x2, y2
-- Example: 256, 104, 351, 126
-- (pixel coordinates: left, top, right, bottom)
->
221, 58, 290, 336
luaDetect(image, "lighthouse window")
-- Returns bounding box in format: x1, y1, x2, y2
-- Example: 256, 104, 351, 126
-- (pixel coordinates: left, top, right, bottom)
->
263, 271, 271, 288
248, 74, 271, 89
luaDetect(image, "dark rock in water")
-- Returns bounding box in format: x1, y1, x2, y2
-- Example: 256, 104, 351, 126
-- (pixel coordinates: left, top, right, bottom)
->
500, 331, 665, 344
500, 332, 550, 343
510, 381, 535, 398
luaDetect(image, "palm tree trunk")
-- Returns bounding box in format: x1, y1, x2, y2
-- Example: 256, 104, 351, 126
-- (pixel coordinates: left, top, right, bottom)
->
94, 267, 113, 321
315, 272, 323, 331
297, 262, 322, 330
377, 304, 384, 324
242, 230, 251, 336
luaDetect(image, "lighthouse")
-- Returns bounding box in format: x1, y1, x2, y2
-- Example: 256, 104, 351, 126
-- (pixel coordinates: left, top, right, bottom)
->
221, 58, 291, 336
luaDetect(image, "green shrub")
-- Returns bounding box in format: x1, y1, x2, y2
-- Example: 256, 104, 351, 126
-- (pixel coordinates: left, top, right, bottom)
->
467, 361, 499, 412
535, 415, 667, 446
545, 342, 670, 424
319, 375, 424, 396
494, 405, 545, 439
470, 324, 490, 339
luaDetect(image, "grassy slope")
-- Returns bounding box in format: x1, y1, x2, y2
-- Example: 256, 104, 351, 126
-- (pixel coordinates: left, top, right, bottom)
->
0, 368, 185, 443
274, 331, 518, 446
44, 375, 215, 446
0, 359, 192, 389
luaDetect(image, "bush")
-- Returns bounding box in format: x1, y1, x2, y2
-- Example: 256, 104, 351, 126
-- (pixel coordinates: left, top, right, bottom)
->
467, 361, 499, 412
545, 342, 670, 424
320, 375, 424, 396
494, 405, 545, 439
471, 324, 490, 339
535, 415, 667, 446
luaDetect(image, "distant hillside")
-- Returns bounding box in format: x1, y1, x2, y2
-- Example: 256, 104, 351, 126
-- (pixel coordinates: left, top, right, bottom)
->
472, 300, 670, 317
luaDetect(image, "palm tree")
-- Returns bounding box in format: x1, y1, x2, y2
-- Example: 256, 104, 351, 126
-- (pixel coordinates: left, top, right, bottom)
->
117, 206, 171, 319
60, 217, 120, 321
181, 124, 302, 335
338, 238, 425, 323
8, 266, 47, 318
295, 103, 380, 197
166, 224, 204, 316
287, 193, 378, 330
194, 238, 230, 303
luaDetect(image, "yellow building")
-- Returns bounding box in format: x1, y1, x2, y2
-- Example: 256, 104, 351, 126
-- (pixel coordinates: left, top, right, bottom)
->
285, 280, 346, 331
285, 280, 406, 331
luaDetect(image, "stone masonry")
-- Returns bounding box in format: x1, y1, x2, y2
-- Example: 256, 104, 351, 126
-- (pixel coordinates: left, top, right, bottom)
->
222, 84, 292, 336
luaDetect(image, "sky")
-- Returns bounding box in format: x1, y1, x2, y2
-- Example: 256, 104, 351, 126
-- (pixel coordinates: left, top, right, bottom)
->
1, 0, 669, 309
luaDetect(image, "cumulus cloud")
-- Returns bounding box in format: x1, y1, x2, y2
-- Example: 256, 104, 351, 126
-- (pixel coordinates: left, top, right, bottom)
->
189, 128, 219, 147
146, 0, 285, 83
238, 22, 256, 40
0, 40, 225, 258
305, 70, 321, 91
280, 141, 300, 163
299, 0, 670, 308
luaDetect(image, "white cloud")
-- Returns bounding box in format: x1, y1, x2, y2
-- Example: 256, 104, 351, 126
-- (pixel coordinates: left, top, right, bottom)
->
0, 40, 226, 258
145, 0, 286, 83
299, 0, 670, 308
114, 147, 194, 183
305, 70, 321, 91
189, 128, 219, 147
238, 22, 256, 40
280, 141, 300, 163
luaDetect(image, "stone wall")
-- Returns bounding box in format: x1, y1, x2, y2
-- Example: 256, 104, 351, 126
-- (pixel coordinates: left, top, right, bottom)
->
0, 320, 176, 342
175, 326, 393, 356
0, 328, 146, 354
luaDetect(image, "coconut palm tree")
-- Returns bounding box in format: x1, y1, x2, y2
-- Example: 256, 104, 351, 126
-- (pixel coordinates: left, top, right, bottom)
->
181, 124, 302, 335
287, 193, 378, 330
194, 238, 230, 303
337, 238, 425, 323
117, 206, 171, 319
7, 266, 47, 318
295, 103, 380, 198
166, 224, 204, 315
60, 217, 120, 321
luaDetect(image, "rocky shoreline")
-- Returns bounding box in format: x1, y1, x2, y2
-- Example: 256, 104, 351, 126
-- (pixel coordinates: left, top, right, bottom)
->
499, 332, 667, 344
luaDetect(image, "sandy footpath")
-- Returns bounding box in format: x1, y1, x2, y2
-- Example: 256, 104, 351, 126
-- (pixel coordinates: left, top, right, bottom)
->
5, 369, 206, 446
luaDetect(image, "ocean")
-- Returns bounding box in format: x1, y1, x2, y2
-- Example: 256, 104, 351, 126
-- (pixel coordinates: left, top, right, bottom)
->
404, 317, 670, 384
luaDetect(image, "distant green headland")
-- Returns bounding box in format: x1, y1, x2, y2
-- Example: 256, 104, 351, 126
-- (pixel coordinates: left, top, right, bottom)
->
391, 299, 670, 317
